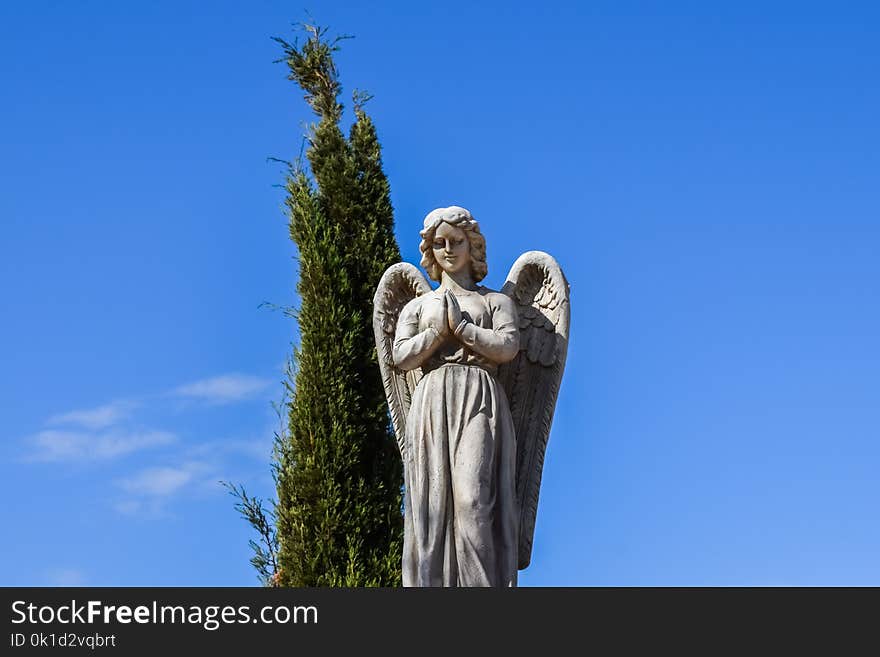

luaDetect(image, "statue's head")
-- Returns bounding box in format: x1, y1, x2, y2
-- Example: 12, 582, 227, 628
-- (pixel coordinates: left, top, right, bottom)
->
419, 206, 488, 282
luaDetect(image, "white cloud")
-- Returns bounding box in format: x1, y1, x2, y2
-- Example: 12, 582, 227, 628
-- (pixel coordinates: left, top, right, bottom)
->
44, 568, 87, 587
26, 429, 175, 462
113, 462, 218, 516
172, 374, 272, 404
119, 466, 195, 496
187, 436, 275, 463
113, 500, 144, 516
47, 401, 136, 430
118, 461, 214, 496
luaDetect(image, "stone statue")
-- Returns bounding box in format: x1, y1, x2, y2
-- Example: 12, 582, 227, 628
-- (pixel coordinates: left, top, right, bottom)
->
373, 206, 570, 587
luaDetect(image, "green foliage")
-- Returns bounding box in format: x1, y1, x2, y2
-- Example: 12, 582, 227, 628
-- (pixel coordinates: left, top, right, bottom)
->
269, 24, 404, 586
222, 481, 279, 587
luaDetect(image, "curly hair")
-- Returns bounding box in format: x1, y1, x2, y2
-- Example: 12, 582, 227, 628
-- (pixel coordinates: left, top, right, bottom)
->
418, 206, 488, 282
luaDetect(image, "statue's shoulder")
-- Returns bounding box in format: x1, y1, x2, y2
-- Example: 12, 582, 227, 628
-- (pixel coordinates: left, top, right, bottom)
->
401, 289, 435, 315
479, 287, 516, 312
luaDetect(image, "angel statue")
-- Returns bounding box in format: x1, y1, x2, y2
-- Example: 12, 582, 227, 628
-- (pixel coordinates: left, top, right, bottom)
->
373, 206, 570, 587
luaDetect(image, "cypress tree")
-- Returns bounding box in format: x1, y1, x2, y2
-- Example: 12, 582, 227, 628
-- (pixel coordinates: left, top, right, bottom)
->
269, 24, 404, 586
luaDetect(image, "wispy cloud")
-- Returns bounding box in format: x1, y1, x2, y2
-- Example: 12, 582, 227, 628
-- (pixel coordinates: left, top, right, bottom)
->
187, 436, 275, 463
44, 568, 87, 587
24, 373, 275, 519
114, 462, 217, 515
47, 401, 137, 430
26, 429, 175, 463
119, 465, 197, 496
172, 374, 272, 405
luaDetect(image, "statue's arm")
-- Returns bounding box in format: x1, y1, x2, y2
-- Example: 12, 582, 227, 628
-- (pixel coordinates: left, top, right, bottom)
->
453, 294, 519, 364
392, 298, 444, 371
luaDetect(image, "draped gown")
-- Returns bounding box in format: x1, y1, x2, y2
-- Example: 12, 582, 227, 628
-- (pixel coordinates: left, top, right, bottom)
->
392, 286, 520, 587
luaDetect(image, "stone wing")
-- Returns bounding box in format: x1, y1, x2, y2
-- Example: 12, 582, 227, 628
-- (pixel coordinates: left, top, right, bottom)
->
372, 262, 432, 455
497, 251, 571, 570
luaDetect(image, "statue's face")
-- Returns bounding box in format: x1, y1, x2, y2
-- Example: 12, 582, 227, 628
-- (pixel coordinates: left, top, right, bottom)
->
432, 222, 471, 277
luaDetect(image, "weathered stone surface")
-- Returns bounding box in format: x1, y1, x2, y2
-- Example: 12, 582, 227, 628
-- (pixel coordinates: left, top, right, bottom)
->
373, 206, 570, 586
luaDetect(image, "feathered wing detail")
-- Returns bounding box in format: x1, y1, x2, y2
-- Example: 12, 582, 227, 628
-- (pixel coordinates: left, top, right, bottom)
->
498, 251, 571, 570
372, 262, 432, 455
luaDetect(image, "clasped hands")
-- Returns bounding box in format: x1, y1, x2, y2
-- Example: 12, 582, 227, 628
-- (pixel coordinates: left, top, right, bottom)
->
431, 289, 469, 339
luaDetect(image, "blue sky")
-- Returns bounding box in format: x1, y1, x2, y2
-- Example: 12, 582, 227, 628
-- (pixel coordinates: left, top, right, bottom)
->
1, 1, 878, 586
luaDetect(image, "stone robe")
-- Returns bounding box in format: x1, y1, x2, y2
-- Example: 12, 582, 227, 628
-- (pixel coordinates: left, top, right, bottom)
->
393, 286, 520, 587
